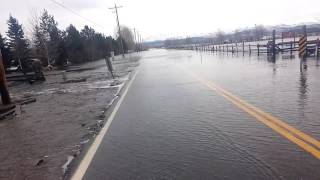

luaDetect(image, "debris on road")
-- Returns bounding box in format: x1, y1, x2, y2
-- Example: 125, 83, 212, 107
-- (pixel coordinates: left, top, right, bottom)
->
60, 77, 87, 84
0, 104, 16, 120
62, 155, 75, 175
36, 159, 44, 166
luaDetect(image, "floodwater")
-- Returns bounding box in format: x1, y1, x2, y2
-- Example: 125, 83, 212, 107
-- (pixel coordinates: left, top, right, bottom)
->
83, 49, 320, 180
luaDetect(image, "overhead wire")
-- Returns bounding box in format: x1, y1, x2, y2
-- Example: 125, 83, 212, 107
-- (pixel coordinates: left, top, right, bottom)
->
48, 0, 105, 31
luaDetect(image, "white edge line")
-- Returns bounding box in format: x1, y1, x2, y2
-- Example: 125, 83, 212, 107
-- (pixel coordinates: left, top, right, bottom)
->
71, 70, 139, 180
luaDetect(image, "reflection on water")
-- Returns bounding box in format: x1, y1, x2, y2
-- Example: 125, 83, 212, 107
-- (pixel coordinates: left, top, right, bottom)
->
299, 70, 308, 100
90, 49, 320, 180
170, 50, 320, 141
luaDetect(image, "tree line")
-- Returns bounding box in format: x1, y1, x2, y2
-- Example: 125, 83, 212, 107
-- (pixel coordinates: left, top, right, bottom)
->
0, 9, 134, 71
164, 25, 268, 47
164, 24, 320, 47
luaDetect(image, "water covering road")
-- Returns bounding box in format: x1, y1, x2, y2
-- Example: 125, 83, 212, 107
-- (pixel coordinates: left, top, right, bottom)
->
80, 49, 320, 180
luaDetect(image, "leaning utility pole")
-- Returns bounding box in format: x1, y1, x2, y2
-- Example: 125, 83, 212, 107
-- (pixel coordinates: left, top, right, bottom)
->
109, 3, 125, 58
0, 50, 11, 105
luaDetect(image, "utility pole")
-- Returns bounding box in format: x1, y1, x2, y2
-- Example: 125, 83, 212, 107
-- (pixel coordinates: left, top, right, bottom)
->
109, 3, 125, 58
138, 32, 142, 51
138, 32, 141, 51
133, 28, 138, 52
135, 30, 140, 52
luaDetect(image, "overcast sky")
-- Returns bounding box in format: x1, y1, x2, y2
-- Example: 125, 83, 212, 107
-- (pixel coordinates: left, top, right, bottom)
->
1, 0, 320, 41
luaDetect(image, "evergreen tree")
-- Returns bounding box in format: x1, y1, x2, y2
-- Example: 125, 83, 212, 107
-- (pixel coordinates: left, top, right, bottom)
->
55, 31, 68, 67
65, 24, 86, 64
111, 38, 121, 55
93, 33, 110, 59
6, 15, 30, 71
80, 25, 95, 61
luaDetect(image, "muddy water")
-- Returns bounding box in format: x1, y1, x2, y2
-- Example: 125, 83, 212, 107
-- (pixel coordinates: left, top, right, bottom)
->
84, 49, 320, 180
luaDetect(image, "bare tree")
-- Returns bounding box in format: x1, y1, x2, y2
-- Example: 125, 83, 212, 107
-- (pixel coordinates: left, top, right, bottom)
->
233, 29, 242, 43
29, 9, 50, 66
254, 25, 267, 41
117, 26, 135, 51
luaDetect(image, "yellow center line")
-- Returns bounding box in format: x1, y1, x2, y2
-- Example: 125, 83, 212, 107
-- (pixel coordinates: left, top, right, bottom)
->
180, 66, 320, 160
213, 82, 320, 150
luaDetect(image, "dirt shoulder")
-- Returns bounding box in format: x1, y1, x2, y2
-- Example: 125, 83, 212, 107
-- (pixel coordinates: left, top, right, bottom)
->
0, 54, 140, 180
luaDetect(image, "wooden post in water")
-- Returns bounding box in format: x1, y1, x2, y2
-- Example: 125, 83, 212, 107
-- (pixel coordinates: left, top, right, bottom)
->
272, 30, 276, 61
242, 42, 245, 56
257, 44, 260, 56
299, 25, 307, 71
249, 44, 251, 55
236, 43, 238, 53
223, 45, 225, 52
231, 44, 234, 53
281, 32, 284, 49
226, 44, 228, 53
316, 38, 319, 58
293, 32, 296, 48
302, 25, 307, 61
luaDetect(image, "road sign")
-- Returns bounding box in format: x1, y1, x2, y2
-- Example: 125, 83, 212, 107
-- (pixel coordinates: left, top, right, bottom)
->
298, 35, 307, 58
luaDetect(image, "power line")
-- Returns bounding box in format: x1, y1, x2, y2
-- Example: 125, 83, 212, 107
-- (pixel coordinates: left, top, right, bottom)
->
48, 0, 105, 30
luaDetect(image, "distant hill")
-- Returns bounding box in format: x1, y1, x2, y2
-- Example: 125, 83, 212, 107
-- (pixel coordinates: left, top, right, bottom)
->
145, 23, 320, 48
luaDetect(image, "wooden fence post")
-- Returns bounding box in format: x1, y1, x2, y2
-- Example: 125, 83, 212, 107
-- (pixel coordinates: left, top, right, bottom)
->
236, 43, 238, 53
293, 32, 296, 48
242, 42, 245, 56
272, 30, 276, 61
316, 38, 319, 58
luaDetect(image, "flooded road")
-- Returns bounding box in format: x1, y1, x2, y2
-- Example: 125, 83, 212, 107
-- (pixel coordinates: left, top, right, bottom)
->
81, 49, 320, 180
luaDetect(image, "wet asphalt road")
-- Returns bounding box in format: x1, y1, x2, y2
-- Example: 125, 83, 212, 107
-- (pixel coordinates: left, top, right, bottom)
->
81, 49, 320, 180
